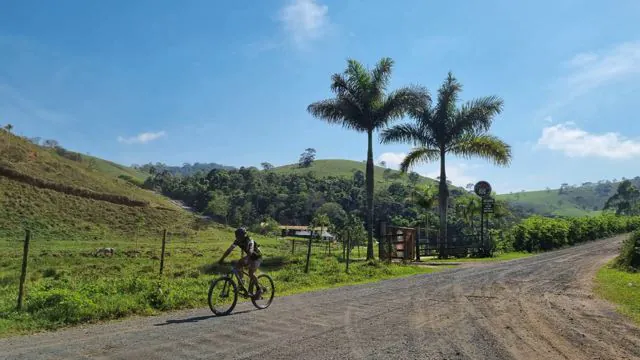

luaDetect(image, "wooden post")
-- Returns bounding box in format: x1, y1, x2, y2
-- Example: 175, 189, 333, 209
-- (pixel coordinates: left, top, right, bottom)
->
346, 231, 351, 273
342, 234, 346, 260
416, 227, 421, 262
304, 230, 313, 273
291, 239, 295, 254
17, 230, 31, 311
159, 229, 167, 275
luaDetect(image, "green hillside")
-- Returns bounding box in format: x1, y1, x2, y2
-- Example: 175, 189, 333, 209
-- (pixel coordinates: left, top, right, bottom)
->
273, 159, 438, 187
0, 131, 196, 240
496, 179, 640, 217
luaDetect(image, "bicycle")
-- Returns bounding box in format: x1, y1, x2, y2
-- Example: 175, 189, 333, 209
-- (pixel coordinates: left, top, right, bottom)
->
208, 261, 275, 316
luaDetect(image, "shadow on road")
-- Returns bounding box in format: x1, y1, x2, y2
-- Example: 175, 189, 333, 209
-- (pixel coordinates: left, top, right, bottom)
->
153, 309, 257, 327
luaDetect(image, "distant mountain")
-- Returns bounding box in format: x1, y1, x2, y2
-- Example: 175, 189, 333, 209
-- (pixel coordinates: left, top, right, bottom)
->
136, 162, 235, 176
497, 177, 640, 217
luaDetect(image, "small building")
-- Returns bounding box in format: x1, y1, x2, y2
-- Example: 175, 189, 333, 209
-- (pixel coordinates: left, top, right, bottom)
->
279, 225, 335, 241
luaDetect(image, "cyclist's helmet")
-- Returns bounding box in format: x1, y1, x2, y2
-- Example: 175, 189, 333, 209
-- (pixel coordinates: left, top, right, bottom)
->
235, 227, 248, 239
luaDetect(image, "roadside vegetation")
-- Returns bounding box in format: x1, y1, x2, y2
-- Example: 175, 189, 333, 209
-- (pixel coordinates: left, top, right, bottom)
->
596, 231, 640, 324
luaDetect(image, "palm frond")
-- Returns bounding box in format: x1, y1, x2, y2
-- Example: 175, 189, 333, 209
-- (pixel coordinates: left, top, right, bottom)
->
373, 86, 430, 129
434, 72, 462, 130
448, 134, 512, 166
399, 147, 440, 173
380, 123, 422, 145
371, 57, 394, 94
307, 99, 366, 132
345, 59, 372, 96
450, 96, 504, 138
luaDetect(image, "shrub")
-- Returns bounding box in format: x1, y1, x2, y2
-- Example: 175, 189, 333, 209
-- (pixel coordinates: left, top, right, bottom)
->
26, 289, 97, 325
614, 231, 640, 272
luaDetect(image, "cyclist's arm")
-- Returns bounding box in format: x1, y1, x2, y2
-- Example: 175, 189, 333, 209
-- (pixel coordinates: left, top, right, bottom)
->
218, 244, 237, 263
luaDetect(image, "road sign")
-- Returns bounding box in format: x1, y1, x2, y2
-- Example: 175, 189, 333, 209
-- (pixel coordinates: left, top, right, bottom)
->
482, 198, 495, 213
474, 181, 492, 198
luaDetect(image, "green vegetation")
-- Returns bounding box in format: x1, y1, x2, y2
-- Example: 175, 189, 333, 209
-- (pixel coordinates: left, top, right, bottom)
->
381, 72, 511, 258
0, 131, 195, 240
0, 227, 438, 336
273, 159, 436, 187
509, 214, 640, 252
613, 231, 640, 272
596, 264, 640, 324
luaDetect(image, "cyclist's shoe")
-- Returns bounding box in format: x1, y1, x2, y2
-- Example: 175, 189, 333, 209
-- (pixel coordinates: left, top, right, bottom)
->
254, 287, 264, 300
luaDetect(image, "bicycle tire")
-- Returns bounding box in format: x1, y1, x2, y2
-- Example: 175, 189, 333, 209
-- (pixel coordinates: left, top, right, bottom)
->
249, 274, 275, 310
208, 277, 238, 316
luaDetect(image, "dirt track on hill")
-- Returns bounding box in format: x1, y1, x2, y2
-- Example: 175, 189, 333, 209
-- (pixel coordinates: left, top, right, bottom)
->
3, 235, 640, 360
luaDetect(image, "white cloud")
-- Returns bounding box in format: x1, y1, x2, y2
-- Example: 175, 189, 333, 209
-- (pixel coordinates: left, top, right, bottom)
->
564, 41, 640, 97
117, 131, 167, 145
543, 115, 553, 123
377, 152, 406, 169
536, 122, 640, 159
537, 41, 640, 121
423, 163, 478, 188
278, 0, 329, 47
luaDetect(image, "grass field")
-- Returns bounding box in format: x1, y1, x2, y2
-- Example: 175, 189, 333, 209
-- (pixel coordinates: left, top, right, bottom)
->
595, 263, 640, 325
0, 227, 439, 337
496, 189, 601, 217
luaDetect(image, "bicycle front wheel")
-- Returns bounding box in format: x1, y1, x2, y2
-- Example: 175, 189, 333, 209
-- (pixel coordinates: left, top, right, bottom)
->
249, 274, 275, 310
208, 277, 238, 316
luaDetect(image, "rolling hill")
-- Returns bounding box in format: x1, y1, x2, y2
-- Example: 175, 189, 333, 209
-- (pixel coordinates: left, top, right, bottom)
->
0, 131, 196, 240
497, 178, 640, 217
273, 159, 439, 187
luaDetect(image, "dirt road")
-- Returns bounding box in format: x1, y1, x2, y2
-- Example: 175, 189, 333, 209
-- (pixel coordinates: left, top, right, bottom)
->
3, 235, 640, 359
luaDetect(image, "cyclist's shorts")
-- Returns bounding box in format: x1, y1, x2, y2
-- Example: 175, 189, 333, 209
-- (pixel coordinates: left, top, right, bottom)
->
239, 255, 261, 271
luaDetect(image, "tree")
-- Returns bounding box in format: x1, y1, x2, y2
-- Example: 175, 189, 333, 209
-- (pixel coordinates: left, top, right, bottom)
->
261, 162, 274, 171
410, 183, 438, 239
29, 137, 41, 145
298, 148, 316, 168
604, 180, 640, 215
307, 57, 426, 260
408, 172, 421, 185
381, 72, 511, 258
379, 161, 387, 168
43, 139, 59, 148
3, 124, 13, 133
316, 202, 347, 230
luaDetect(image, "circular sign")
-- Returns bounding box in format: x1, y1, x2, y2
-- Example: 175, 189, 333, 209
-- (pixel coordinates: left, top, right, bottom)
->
474, 181, 492, 198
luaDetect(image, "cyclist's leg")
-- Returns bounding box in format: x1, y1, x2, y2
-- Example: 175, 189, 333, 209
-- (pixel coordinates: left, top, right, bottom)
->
248, 258, 262, 297
235, 256, 247, 284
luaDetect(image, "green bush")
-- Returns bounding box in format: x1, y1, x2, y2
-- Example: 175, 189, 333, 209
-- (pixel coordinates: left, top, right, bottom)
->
511, 215, 640, 253
614, 232, 640, 272
26, 289, 97, 325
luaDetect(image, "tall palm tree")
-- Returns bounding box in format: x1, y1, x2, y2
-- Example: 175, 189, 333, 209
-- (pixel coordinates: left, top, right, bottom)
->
307, 57, 427, 260
381, 72, 511, 258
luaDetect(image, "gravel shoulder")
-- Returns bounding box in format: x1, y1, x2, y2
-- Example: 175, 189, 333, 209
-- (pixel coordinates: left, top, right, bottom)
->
2, 235, 639, 360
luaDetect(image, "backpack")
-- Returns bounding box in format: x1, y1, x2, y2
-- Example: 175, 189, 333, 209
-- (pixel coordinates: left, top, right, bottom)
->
248, 239, 262, 260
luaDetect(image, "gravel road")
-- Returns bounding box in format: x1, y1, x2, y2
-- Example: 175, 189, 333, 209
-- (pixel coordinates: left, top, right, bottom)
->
2, 235, 640, 360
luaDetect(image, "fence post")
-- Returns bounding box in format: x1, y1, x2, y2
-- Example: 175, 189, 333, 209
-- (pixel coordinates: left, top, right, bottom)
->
291, 239, 295, 255
159, 229, 167, 275
346, 231, 351, 273
17, 230, 31, 311
304, 230, 313, 273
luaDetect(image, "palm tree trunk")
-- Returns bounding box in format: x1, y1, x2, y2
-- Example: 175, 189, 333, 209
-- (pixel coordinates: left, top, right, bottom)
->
366, 129, 375, 260
438, 149, 448, 259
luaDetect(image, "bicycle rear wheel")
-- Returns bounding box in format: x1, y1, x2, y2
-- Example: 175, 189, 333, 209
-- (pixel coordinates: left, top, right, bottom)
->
249, 274, 275, 309
208, 277, 238, 316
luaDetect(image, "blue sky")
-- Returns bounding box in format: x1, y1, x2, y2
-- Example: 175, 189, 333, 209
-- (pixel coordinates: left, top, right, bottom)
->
1, 0, 640, 194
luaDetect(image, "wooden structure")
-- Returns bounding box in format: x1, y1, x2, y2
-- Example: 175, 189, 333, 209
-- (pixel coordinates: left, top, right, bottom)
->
379, 223, 416, 261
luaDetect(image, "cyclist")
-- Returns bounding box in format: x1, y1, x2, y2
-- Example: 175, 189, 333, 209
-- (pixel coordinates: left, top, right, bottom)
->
218, 227, 263, 297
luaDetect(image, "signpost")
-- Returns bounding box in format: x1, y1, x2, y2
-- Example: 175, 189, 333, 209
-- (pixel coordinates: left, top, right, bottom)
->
474, 181, 493, 252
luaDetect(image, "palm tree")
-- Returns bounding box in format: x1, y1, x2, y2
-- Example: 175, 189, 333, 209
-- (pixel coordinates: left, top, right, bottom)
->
307, 57, 427, 260
410, 183, 438, 245
381, 72, 511, 258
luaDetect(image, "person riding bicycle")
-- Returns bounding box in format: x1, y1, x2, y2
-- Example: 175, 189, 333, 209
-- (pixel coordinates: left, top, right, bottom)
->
218, 227, 263, 297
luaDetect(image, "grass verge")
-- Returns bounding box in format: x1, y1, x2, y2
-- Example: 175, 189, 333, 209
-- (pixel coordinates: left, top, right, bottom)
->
595, 263, 640, 325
